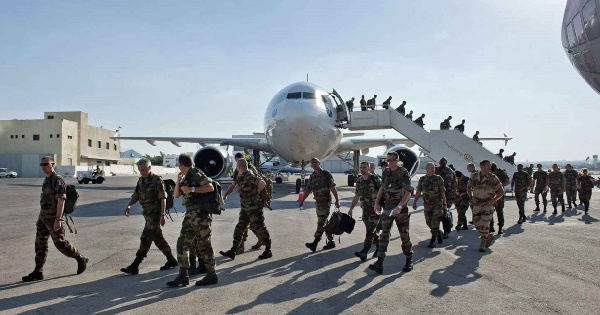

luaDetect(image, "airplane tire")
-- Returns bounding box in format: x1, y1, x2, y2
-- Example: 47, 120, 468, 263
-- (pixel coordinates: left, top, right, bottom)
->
275, 177, 282, 184
295, 178, 302, 194
347, 174, 355, 187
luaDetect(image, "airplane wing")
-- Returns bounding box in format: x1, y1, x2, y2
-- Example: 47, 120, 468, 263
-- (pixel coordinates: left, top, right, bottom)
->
112, 136, 274, 153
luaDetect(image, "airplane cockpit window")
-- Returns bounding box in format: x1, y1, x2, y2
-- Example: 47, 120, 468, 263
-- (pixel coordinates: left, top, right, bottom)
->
574, 12, 585, 45
286, 92, 302, 99
567, 22, 576, 47
302, 92, 316, 99
583, 0, 600, 41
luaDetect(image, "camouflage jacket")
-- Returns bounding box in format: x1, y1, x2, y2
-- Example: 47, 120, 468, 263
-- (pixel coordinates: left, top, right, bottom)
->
308, 170, 335, 202
564, 169, 579, 187
456, 176, 469, 199
417, 174, 445, 208
237, 171, 263, 210
382, 167, 412, 209
533, 170, 548, 189
578, 175, 595, 192
525, 166, 534, 176
548, 171, 565, 189
180, 167, 212, 208
132, 173, 166, 212
493, 168, 510, 186
355, 174, 381, 215
233, 161, 260, 181
469, 171, 503, 203
40, 172, 66, 218
435, 166, 457, 195
512, 170, 532, 192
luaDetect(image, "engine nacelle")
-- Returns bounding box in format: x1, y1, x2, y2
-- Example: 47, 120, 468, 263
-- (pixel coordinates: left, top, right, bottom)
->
384, 146, 420, 177
193, 146, 233, 179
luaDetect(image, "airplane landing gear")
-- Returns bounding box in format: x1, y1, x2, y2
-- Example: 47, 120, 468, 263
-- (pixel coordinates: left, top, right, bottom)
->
296, 160, 307, 194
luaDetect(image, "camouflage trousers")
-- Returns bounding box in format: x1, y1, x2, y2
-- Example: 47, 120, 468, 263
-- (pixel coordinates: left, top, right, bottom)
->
455, 197, 470, 227
136, 215, 174, 259
423, 206, 443, 238
534, 188, 548, 209
35, 216, 80, 266
566, 186, 578, 204
490, 198, 505, 228
472, 204, 494, 239
444, 190, 455, 208
361, 214, 381, 251
314, 200, 333, 242
232, 208, 271, 250
579, 189, 592, 209
515, 190, 527, 217
550, 187, 565, 208
176, 209, 215, 273
378, 209, 413, 259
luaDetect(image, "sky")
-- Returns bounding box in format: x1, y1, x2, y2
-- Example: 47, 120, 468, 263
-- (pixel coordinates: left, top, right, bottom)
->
0, 0, 597, 162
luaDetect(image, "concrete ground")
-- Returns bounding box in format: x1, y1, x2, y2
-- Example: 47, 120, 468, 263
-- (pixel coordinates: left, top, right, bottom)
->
0, 174, 599, 315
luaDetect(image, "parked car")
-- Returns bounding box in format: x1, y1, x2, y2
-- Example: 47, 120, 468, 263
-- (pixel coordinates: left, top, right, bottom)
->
0, 168, 18, 178
77, 170, 105, 184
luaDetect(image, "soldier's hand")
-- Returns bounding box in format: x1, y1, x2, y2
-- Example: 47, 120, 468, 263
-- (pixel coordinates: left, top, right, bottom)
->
177, 172, 184, 181
160, 216, 166, 227
486, 199, 496, 206
124, 207, 130, 217
412, 203, 417, 210
180, 186, 192, 194
335, 200, 340, 208
53, 220, 62, 232
223, 195, 228, 202
348, 209, 353, 216
391, 207, 400, 217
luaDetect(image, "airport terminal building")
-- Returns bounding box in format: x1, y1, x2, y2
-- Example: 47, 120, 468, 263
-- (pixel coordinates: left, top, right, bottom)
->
0, 111, 120, 177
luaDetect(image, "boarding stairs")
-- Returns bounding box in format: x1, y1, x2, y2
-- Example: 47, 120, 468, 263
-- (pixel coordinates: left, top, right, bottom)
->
343, 107, 516, 176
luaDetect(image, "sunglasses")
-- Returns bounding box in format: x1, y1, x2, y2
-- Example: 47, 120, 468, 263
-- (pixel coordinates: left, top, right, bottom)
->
39, 162, 51, 166
386, 159, 398, 162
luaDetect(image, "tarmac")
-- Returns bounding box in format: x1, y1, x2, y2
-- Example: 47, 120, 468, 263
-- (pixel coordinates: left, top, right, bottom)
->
0, 173, 599, 315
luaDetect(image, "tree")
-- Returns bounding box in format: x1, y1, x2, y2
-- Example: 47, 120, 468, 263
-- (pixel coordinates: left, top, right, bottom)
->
143, 154, 163, 166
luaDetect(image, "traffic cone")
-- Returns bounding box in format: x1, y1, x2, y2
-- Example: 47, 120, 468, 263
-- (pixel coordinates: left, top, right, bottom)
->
297, 187, 304, 202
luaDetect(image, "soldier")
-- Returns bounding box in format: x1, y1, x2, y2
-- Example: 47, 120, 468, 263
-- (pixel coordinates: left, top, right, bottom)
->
22, 156, 89, 282
564, 164, 579, 208
435, 158, 457, 215
371, 152, 414, 274
348, 162, 382, 261
121, 158, 178, 275
406, 110, 414, 120
367, 95, 377, 110
413, 162, 447, 248
578, 168, 596, 214
490, 163, 510, 234
472, 131, 482, 145
219, 159, 272, 260
467, 160, 504, 252
455, 171, 470, 231
382, 96, 392, 109
511, 164, 533, 224
532, 164, 549, 212
440, 116, 452, 130
504, 152, 516, 165
414, 114, 425, 128
380, 160, 388, 171
369, 162, 377, 176
360, 95, 367, 111
496, 149, 504, 159
548, 163, 566, 215
299, 158, 340, 252
466, 163, 477, 225
395, 101, 407, 115
454, 119, 465, 133
167, 154, 217, 287
346, 97, 355, 113
526, 164, 535, 193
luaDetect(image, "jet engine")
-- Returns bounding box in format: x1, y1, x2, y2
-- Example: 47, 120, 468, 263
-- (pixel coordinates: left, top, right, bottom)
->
193, 146, 233, 179
385, 146, 420, 177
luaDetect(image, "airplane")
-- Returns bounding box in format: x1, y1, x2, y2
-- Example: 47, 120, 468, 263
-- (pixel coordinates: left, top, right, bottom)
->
114, 81, 509, 191
562, 0, 600, 94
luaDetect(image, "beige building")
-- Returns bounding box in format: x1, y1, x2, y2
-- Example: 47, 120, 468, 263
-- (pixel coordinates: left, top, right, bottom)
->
0, 111, 120, 177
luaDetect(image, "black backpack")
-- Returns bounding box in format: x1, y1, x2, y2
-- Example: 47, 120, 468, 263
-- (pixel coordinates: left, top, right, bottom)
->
163, 179, 178, 220
63, 184, 79, 233
442, 209, 453, 235
195, 181, 224, 215
326, 210, 356, 236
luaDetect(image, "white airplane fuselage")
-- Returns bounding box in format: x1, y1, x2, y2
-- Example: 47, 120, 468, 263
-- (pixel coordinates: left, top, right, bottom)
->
264, 82, 343, 164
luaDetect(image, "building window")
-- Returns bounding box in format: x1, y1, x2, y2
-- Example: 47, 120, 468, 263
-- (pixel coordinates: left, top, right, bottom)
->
56, 134, 60, 138
106, 142, 109, 149
33, 135, 40, 141
47, 115, 54, 119
21, 135, 24, 138
97, 141, 101, 148
68, 135, 73, 139
114, 144, 117, 150
10, 135, 13, 139
50, 134, 53, 138
88, 139, 92, 147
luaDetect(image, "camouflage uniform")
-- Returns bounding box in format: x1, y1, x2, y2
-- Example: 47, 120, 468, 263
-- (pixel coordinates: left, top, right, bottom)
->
440, 119, 451, 130
455, 176, 470, 228
230, 171, 271, 251
435, 165, 457, 208
469, 172, 503, 240
548, 171, 566, 212
416, 174, 446, 238
306, 170, 335, 242
177, 168, 216, 273
512, 170, 532, 221
533, 170, 549, 211
564, 169, 579, 207
414, 116, 425, 128
491, 168, 509, 229
378, 167, 413, 260
355, 175, 382, 252
131, 174, 176, 260
578, 175, 595, 212
35, 172, 82, 268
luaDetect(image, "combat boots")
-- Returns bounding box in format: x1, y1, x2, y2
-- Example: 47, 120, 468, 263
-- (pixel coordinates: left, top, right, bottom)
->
258, 249, 272, 259
479, 238, 487, 252
322, 240, 336, 250
561, 203, 566, 213
166, 267, 189, 287
534, 203, 540, 212
573, 201, 578, 207
160, 254, 178, 271
76, 255, 89, 275
195, 258, 207, 274
236, 239, 245, 255
251, 239, 264, 250
219, 249, 236, 260
195, 273, 218, 286
355, 249, 368, 262
437, 230, 443, 244
402, 257, 413, 272
552, 206, 558, 215
121, 256, 143, 275
497, 225, 504, 235
22, 265, 44, 282
305, 237, 320, 253
428, 237, 436, 248
490, 225, 496, 233
368, 257, 384, 275
567, 202, 572, 209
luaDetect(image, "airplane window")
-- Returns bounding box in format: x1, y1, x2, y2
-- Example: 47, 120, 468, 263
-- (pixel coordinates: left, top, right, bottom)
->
567, 22, 576, 47
286, 92, 302, 99
303, 92, 316, 99
584, 50, 600, 73
583, 0, 600, 41
574, 12, 585, 45
574, 52, 587, 71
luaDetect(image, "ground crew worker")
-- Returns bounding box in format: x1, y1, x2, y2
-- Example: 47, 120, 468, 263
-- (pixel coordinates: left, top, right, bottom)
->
455, 171, 470, 231
349, 162, 382, 261
454, 119, 465, 132
490, 163, 510, 234
219, 159, 272, 261
578, 168, 596, 214
167, 154, 217, 287
504, 152, 516, 165
299, 158, 340, 252
472, 131, 482, 145
406, 110, 413, 120
382, 96, 392, 109
440, 116, 452, 130
496, 149, 504, 159
467, 160, 504, 252
549, 164, 566, 214
360, 95, 367, 111
346, 97, 355, 113
121, 158, 178, 275
413, 162, 447, 248
395, 101, 407, 115
564, 164, 579, 208
511, 164, 533, 224
414, 114, 425, 128
435, 157, 457, 213
371, 152, 414, 275
533, 164, 549, 212
22, 156, 89, 282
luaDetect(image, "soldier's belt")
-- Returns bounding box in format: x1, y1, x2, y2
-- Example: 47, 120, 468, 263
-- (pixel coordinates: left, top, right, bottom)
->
475, 198, 491, 203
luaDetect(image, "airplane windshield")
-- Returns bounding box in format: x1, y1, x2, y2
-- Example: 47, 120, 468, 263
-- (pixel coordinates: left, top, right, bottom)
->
287, 92, 302, 99
303, 92, 315, 99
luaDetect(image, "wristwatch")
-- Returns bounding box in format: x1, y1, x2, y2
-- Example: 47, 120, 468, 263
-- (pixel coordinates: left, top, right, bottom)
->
191, 186, 196, 193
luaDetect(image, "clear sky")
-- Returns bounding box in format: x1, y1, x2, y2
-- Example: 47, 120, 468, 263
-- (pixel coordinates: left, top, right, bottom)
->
0, 0, 597, 162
